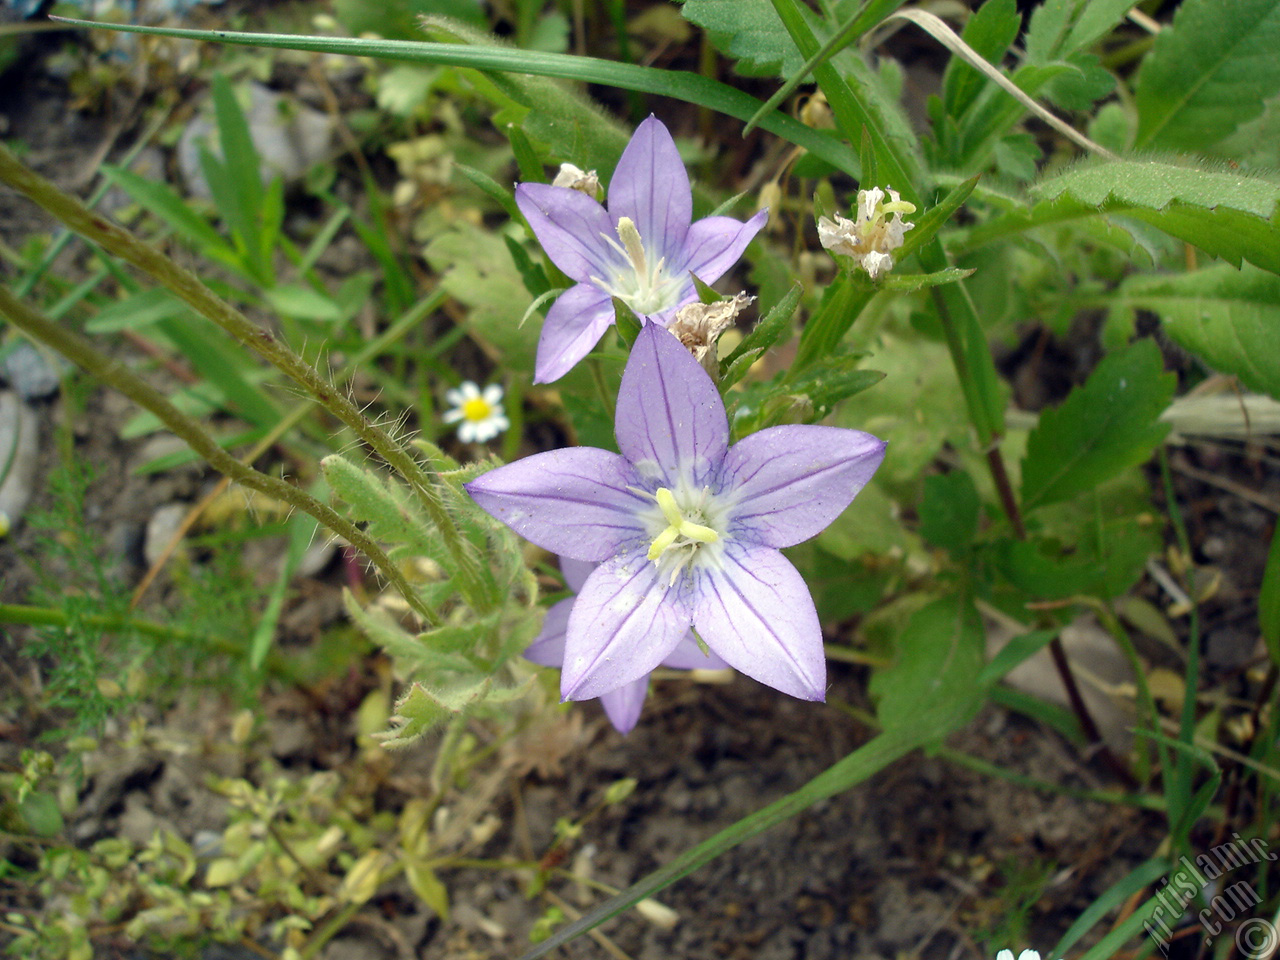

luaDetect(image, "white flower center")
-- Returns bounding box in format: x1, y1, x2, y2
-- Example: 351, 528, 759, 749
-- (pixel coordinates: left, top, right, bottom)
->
592, 217, 686, 317
643, 485, 727, 585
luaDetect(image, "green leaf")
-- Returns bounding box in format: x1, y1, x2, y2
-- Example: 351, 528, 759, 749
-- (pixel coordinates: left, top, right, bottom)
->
1032, 157, 1280, 219
424, 221, 538, 372
877, 266, 975, 293
919, 470, 980, 554
97, 165, 233, 260
85, 288, 185, 333
1134, 0, 1280, 152
321, 454, 447, 565
870, 593, 986, 739
679, 0, 824, 77
1024, 0, 1135, 65
262, 283, 344, 323
1021, 340, 1175, 511
941, 0, 1020, 120
992, 514, 1158, 600
1114, 264, 1280, 399
989, 158, 1280, 275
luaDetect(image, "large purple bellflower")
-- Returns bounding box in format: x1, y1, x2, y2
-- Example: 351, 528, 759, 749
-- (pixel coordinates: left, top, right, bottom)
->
525, 556, 730, 733
466, 324, 886, 704
515, 116, 768, 383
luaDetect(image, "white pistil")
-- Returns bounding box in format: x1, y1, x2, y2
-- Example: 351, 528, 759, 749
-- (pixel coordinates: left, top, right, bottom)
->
592, 217, 684, 317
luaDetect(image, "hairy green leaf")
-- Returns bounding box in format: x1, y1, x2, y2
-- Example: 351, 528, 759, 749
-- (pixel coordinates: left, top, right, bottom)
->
1134, 0, 1280, 151
1021, 340, 1175, 511
1114, 264, 1280, 399
965, 158, 1280, 274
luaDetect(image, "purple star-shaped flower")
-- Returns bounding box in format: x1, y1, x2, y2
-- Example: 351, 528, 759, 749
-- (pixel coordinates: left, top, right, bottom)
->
525, 556, 730, 733
515, 115, 769, 383
466, 323, 886, 703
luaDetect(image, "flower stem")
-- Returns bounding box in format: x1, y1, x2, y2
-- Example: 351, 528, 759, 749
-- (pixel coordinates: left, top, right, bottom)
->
0, 141, 489, 612
0, 285, 439, 626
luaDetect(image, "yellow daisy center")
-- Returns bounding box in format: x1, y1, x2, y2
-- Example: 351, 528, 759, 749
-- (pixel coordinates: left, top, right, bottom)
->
462, 397, 493, 422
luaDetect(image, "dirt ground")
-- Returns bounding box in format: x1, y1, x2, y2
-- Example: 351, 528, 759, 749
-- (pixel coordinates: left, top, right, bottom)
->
2, 18, 1276, 960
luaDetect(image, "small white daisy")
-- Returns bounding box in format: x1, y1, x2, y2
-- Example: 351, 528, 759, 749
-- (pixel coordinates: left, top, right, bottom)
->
443, 381, 509, 443
997, 949, 1054, 960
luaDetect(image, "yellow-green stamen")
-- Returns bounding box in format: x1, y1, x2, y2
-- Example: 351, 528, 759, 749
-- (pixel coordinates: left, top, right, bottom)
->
647, 487, 719, 562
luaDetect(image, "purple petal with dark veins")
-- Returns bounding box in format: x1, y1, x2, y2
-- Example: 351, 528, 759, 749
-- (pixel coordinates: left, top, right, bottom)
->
615, 323, 728, 485
722, 425, 886, 547
561, 550, 691, 700
692, 543, 826, 701
607, 116, 691, 261
677, 209, 769, 282
465, 449, 648, 561
534, 283, 616, 384
599, 677, 650, 733
515, 183, 618, 284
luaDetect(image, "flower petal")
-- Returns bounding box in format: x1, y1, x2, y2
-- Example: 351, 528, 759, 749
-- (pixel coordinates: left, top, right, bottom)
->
661, 633, 729, 670
515, 182, 618, 283
598, 677, 650, 733
560, 556, 596, 593
721, 425, 886, 548
691, 543, 826, 701
678, 209, 769, 283
465, 449, 648, 560
524, 596, 573, 666
607, 116, 691, 260
535, 283, 616, 384
615, 323, 728, 485
561, 550, 690, 700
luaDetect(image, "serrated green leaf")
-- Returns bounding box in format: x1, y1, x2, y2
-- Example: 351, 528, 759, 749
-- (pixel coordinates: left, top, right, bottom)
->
993, 514, 1157, 600
375, 680, 485, 748
1021, 340, 1175, 511
969, 158, 1280, 274
1032, 157, 1280, 218
679, 0, 825, 77
1113, 264, 1280, 399
321, 454, 446, 564
870, 593, 985, 738
1134, 0, 1280, 152
942, 0, 1020, 120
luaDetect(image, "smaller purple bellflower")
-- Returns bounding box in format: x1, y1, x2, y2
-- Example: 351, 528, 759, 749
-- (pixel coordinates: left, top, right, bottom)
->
525, 556, 730, 734
515, 116, 768, 383
466, 323, 886, 704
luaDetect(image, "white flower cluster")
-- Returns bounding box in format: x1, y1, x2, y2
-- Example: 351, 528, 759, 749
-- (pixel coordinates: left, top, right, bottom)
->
817, 186, 916, 280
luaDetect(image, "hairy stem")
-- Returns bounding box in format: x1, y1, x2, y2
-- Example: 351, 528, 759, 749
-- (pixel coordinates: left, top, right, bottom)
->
0, 285, 438, 626
0, 141, 490, 611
